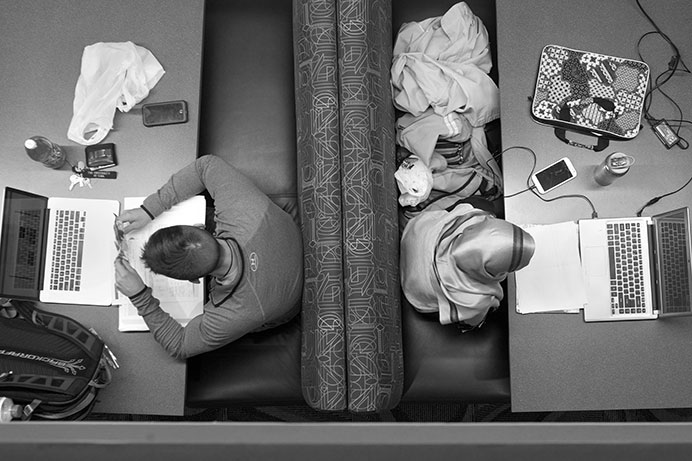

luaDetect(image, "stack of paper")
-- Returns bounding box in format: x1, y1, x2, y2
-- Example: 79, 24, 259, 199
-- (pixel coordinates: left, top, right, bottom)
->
117, 195, 207, 331
514, 221, 588, 314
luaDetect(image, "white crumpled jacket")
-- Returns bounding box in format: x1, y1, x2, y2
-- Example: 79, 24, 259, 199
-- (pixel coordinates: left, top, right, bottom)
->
391, 1, 500, 125
400, 203, 535, 328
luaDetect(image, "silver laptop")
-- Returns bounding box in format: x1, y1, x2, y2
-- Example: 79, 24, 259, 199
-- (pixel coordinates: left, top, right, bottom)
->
579, 207, 692, 322
0, 187, 119, 306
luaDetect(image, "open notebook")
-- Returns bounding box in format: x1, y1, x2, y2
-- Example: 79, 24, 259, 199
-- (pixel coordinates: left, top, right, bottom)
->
515, 221, 587, 314
117, 195, 206, 332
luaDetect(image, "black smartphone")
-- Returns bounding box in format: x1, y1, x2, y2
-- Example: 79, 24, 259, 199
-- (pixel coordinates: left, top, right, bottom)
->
142, 100, 188, 127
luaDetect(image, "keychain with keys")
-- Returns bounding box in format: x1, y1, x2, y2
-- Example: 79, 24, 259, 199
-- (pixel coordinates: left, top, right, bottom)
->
69, 161, 92, 190
68, 160, 117, 190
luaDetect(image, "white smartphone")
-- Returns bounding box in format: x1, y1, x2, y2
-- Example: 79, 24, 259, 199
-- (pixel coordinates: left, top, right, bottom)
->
530, 157, 577, 194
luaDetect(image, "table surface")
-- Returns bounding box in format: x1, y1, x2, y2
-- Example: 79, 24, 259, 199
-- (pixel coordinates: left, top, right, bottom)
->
497, 0, 692, 412
0, 0, 205, 415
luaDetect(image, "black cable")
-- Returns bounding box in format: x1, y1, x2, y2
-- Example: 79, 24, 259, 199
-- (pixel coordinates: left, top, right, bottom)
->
498, 146, 598, 218
529, 188, 598, 219
665, 118, 692, 128
504, 186, 533, 199
635, 0, 689, 71
636, 174, 692, 217
635, 0, 690, 147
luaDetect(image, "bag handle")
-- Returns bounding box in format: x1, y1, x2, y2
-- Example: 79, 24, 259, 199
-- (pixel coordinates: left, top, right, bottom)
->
554, 103, 610, 151
10, 300, 104, 360
554, 127, 610, 151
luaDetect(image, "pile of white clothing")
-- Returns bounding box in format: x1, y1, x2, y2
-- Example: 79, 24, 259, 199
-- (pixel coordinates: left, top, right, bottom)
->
400, 203, 535, 328
391, 2, 502, 208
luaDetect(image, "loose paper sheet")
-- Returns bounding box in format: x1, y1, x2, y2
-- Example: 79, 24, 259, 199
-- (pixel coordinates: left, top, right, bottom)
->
117, 196, 206, 331
514, 221, 588, 314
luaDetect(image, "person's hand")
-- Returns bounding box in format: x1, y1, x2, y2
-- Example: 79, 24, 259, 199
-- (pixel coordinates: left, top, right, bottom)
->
116, 208, 151, 234
114, 257, 146, 297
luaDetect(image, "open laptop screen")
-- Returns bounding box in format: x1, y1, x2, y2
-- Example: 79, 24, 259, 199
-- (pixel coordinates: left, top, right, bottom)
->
654, 208, 692, 316
0, 187, 48, 301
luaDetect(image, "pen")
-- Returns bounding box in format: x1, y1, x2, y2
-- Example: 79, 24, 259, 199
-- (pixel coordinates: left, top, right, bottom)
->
113, 214, 129, 262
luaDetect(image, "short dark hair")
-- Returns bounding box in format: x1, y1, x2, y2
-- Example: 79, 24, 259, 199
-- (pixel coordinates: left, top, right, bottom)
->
141, 225, 220, 280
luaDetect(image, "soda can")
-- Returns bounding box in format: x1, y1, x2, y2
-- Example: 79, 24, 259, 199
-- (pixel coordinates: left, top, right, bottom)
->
594, 152, 635, 186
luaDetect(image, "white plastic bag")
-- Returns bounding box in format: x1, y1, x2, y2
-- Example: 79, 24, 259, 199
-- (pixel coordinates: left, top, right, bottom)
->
395, 155, 434, 207
67, 41, 165, 145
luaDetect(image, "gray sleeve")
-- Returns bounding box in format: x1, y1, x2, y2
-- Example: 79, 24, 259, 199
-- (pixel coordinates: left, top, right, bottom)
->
129, 287, 260, 359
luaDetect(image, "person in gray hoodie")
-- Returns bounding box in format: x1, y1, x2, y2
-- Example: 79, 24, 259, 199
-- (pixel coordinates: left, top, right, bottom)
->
114, 155, 303, 359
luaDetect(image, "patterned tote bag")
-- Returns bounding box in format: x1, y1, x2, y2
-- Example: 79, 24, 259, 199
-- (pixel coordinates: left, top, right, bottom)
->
531, 44, 649, 151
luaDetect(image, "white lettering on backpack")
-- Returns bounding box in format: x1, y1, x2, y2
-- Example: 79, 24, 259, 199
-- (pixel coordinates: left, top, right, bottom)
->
0, 349, 86, 375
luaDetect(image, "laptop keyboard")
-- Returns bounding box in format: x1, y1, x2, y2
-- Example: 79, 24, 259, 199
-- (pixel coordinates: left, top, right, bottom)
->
49, 210, 86, 292
659, 220, 691, 311
607, 221, 648, 315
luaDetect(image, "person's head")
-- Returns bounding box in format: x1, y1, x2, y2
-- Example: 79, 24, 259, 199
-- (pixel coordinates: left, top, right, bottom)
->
141, 225, 220, 281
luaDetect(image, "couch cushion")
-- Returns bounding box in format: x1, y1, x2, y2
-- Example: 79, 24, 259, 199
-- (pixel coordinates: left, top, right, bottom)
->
400, 297, 510, 402
294, 0, 348, 411
197, 0, 298, 204
186, 316, 303, 406
337, 0, 404, 412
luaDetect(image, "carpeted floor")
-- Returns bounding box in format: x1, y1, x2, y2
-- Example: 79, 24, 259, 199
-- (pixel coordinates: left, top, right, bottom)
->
86, 403, 692, 423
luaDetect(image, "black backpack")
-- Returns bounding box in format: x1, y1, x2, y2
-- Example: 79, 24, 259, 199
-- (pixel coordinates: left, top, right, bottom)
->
0, 301, 113, 421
